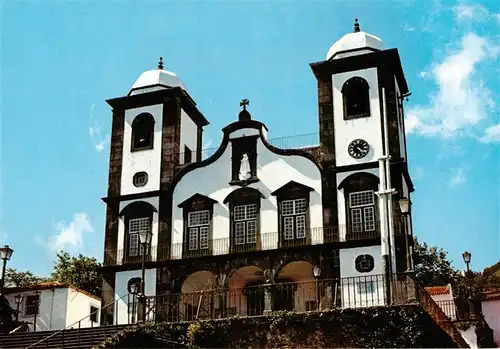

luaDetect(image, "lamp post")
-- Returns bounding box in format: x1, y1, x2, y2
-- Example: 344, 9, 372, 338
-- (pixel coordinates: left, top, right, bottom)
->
138, 230, 152, 322
14, 294, 23, 322
313, 265, 321, 310
398, 198, 412, 272
462, 251, 474, 317
0, 245, 14, 293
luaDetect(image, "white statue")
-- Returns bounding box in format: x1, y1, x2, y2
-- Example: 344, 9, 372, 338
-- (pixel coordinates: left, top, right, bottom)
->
238, 153, 252, 181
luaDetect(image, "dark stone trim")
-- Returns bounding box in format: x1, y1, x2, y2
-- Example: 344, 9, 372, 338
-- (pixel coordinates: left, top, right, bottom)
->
107, 87, 209, 127
310, 49, 409, 96
178, 193, 218, 208
99, 270, 115, 326
328, 46, 380, 60
270, 180, 314, 197
337, 171, 380, 190
107, 109, 125, 198
223, 187, 265, 204
335, 161, 379, 173
229, 177, 260, 188
102, 190, 161, 204
119, 200, 158, 217
196, 127, 203, 162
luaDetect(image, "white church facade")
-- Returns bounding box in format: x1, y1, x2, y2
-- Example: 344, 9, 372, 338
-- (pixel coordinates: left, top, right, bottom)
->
99, 20, 415, 325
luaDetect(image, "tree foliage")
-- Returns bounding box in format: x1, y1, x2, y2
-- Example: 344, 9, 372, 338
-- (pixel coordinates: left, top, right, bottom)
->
412, 237, 460, 287
50, 251, 102, 297
4, 268, 45, 288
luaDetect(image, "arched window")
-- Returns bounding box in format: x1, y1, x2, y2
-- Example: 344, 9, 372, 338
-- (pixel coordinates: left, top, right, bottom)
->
119, 201, 157, 262
341, 77, 371, 119
338, 172, 379, 240
131, 113, 155, 151
224, 187, 264, 253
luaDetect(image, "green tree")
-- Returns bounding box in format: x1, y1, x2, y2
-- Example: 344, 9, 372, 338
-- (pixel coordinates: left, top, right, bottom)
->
412, 237, 460, 287
4, 268, 45, 288
51, 251, 102, 297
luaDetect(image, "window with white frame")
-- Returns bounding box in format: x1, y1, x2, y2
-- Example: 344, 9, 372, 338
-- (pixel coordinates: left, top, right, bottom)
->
281, 198, 307, 240
349, 190, 376, 233
233, 204, 258, 245
187, 210, 210, 250
128, 217, 151, 257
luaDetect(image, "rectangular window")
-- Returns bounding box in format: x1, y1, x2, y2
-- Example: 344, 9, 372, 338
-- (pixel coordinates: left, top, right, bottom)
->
348, 191, 376, 232
25, 295, 39, 316
128, 217, 151, 257
187, 210, 210, 250
281, 198, 308, 240
90, 305, 99, 323
233, 204, 258, 245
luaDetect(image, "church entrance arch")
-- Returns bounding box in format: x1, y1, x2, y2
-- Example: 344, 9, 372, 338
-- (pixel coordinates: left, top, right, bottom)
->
275, 261, 317, 312
228, 266, 265, 316
180, 270, 216, 320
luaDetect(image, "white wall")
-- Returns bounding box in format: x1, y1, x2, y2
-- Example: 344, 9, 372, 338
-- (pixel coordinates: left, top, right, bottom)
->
339, 245, 385, 308
65, 288, 101, 328
121, 104, 164, 195
6, 287, 99, 331
171, 126, 323, 258
115, 269, 157, 325
116, 196, 160, 264
336, 167, 379, 239
180, 109, 198, 164
332, 68, 383, 167
482, 299, 500, 346
460, 325, 478, 349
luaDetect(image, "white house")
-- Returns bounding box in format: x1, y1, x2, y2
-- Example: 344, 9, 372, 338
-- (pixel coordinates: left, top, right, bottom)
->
481, 289, 500, 347
425, 284, 457, 321
4, 281, 101, 331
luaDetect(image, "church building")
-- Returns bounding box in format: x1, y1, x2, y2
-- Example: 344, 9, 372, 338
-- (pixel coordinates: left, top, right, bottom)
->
99, 19, 414, 325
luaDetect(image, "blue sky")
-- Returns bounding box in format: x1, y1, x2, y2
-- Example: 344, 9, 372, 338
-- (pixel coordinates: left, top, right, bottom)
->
1, 1, 498, 277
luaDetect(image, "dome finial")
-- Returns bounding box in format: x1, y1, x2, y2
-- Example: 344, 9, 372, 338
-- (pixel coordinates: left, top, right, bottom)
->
157, 57, 164, 70
238, 99, 251, 121
353, 18, 360, 33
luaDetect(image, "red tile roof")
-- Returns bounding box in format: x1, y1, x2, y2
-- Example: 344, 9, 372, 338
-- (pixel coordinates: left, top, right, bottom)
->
3, 282, 100, 301
425, 285, 451, 296
482, 289, 500, 301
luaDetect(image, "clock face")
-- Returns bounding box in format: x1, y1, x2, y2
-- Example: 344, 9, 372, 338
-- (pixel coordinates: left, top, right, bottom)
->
348, 139, 369, 159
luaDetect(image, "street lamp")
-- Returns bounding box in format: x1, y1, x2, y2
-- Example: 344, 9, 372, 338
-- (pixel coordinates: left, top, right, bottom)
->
398, 199, 412, 272
14, 294, 23, 322
138, 230, 152, 322
0, 245, 14, 293
313, 265, 321, 311
462, 251, 474, 317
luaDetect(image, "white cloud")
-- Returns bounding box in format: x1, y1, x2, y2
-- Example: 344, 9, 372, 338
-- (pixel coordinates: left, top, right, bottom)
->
406, 33, 498, 138
88, 103, 110, 152
480, 123, 500, 143
46, 213, 94, 253
453, 3, 490, 21
412, 167, 425, 180
450, 168, 466, 187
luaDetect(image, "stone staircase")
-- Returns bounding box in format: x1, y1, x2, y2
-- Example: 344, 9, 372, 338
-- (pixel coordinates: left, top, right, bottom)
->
0, 324, 129, 349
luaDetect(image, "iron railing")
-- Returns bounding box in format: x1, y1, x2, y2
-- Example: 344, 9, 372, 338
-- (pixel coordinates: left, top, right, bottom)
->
177, 132, 321, 165
24, 293, 131, 349
435, 300, 459, 321
132, 274, 414, 323
414, 281, 469, 348
104, 224, 396, 266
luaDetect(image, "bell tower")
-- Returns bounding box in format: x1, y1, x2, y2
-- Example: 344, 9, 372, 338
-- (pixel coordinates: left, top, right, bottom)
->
310, 19, 414, 284
100, 58, 209, 324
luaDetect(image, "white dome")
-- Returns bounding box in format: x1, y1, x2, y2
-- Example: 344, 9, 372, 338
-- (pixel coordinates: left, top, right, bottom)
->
130, 69, 186, 95
326, 31, 385, 60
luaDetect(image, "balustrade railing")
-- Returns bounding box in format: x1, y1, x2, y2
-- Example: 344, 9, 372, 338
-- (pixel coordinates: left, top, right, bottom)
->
130, 274, 414, 323
104, 224, 392, 266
